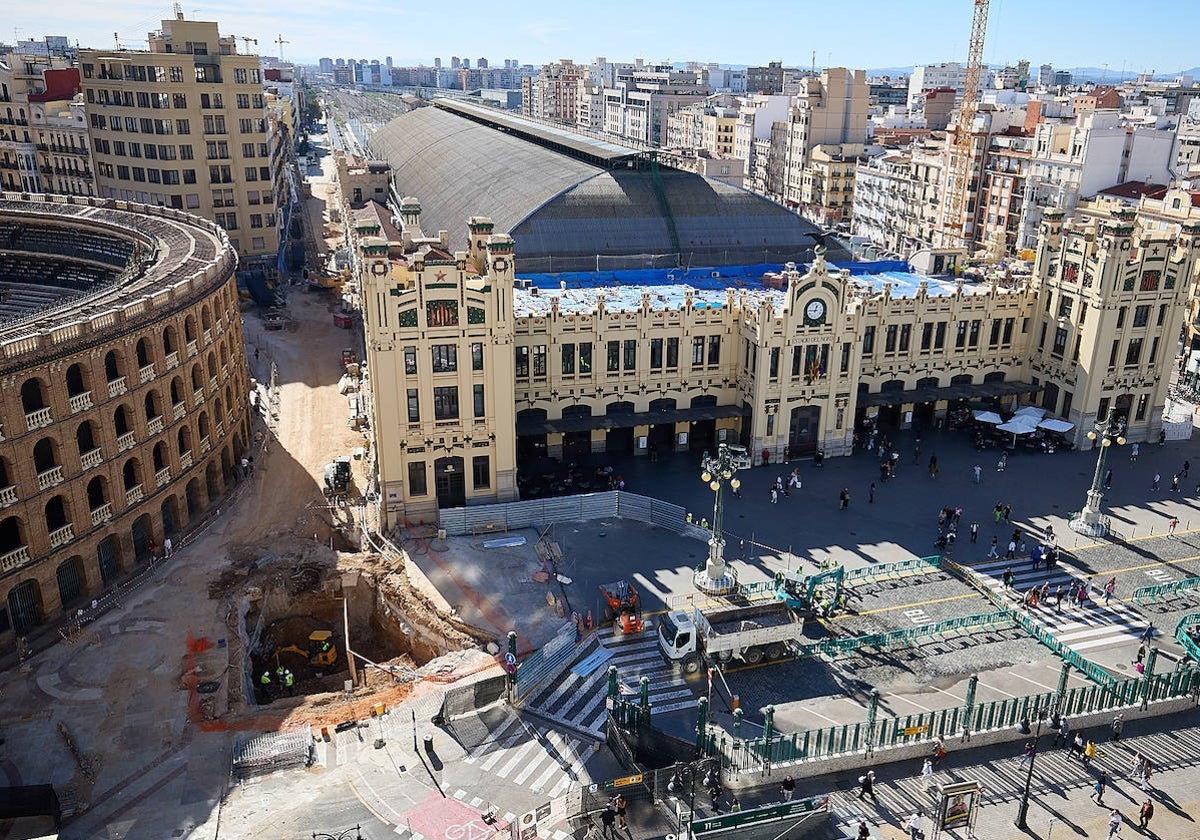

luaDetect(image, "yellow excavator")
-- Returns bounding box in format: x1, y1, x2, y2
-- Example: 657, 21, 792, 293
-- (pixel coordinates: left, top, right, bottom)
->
275, 629, 338, 669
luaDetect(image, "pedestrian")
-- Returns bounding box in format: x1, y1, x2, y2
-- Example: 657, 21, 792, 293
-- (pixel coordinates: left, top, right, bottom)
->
921, 758, 934, 791
973, 464, 982, 483
1140, 760, 1153, 792
254, 347, 260, 361
987, 537, 1000, 559
1018, 741, 1035, 766
906, 811, 924, 840
1003, 503, 1012, 522
614, 793, 627, 828
994, 502, 1003, 523
600, 804, 616, 837
1140, 623, 1155, 643
1169, 516, 1180, 534
997, 453, 1007, 472
1045, 523, 1055, 542
1054, 584, 1064, 613
969, 521, 978, 543
730, 797, 741, 812
1084, 739, 1097, 768
1104, 468, 1113, 489
583, 820, 598, 840
857, 821, 870, 840
932, 738, 946, 766
1006, 540, 1017, 560
147, 537, 158, 558
839, 488, 850, 510
1107, 809, 1122, 840
869, 482, 876, 504
1091, 770, 1108, 804
259, 669, 273, 698
1002, 568, 1014, 589
1139, 800, 1154, 831
771, 486, 779, 504
164, 537, 173, 558
1053, 716, 1070, 748
1129, 751, 1144, 780
241, 456, 250, 476
858, 770, 878, 802
708, 782, 722, 813
282, 668, 295, 696
1185, 460, 1191, 479
1111, 714, 1124, 742
1071, 732, 1085, 759
1103, 577, 1116, 606
1131, 442, 1140, 461
780, 775, 796, 802
1173, 473, 1181, 493
1152, 471, 1161, 490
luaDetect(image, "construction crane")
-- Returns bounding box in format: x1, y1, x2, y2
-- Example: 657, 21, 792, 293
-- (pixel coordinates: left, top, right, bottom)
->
940, 0, 990, 253
274, 34, 290, 60
238, 36, 258, 54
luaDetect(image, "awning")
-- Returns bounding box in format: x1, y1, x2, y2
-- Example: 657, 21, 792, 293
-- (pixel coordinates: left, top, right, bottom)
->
517, 403, 745, 436
857, 380, 1043, 408
1038, 418, 1075, 433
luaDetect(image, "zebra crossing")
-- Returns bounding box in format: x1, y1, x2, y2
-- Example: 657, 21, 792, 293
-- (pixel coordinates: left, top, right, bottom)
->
459, 713, 594, 798
522, 620, 697, 736
967, 557, 1152, 652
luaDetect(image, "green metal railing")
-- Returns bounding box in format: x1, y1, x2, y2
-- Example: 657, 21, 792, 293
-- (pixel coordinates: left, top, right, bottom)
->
845, 554, 943, 585
1134, 577, 1200, 605
1176, 613, 1200, 663
794, 611, 1012, 660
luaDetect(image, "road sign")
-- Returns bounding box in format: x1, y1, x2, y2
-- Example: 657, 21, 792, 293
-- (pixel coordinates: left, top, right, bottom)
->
691, 795, 828, 835
903, 724, 930, 736
504, 652, 516, 665
605, 774, 644, 789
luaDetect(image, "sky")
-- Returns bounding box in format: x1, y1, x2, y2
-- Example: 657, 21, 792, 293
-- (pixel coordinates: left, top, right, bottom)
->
8, 0, 1199, 75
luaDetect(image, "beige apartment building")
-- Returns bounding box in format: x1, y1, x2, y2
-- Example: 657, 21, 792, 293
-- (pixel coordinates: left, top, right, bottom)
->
79, 14, 282, 263
361, 190, 1200, 523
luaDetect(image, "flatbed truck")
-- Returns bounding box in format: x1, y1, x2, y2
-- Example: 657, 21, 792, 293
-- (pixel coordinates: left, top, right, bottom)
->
658, 600, 804, 674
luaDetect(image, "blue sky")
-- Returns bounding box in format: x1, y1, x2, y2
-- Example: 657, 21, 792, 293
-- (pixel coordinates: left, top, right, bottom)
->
9, 0, 1198, 74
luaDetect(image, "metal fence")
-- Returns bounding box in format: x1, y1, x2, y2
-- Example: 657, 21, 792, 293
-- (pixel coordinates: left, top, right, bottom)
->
231, 728, 313, 780
437, 491, 686, 536
1177, 613, 1200, 663
1134, 577, 1200, 604
513, 621, 581, 704
715, 666, 1200, 772
844, 554, 943, 585
794, 611, 1012, 660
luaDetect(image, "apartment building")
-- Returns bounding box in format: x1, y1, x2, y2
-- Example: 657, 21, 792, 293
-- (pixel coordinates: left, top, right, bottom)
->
798, 144, 862, 227
782, 69, 870, 211
521, 60, 584, 123
0, 53, 95, 196
79, 14, 283, 264
852, 140, 944, 256
602, 68, 708, 146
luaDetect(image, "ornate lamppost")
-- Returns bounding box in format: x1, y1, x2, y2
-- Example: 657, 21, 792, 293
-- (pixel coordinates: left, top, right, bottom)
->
1068, 409, 1126, 537
1014, 707, 1055, 829
694, 443, 751, 594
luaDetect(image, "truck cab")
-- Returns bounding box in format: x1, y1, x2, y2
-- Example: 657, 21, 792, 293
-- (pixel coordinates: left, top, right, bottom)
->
658, 609, 701, 672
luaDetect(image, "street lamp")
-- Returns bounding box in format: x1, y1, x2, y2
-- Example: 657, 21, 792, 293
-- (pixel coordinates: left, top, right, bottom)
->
1069, 409, 1126, 537
667, 756, 721, 830
1014, 707, 1051, 830
694, 443, 751, 594
312, 827, 363, 840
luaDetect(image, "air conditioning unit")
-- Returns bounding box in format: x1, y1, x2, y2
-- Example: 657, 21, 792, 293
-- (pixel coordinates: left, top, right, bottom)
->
514, 278, 532, 289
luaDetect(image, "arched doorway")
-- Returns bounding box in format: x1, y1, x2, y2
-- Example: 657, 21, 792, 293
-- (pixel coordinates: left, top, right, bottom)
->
205, 460, 222, 501
877, 380, 905, 430
516, 408, 548, 465
161, 496, 179, 535
131, 513, 154, 561
913, 377, 939, 429
185, 478, 204, 518
96, 535, 122, 584
434, 457, 466, 509
648, 398, 677, 458
1114, 393, 1133, 422
56, 556, 88, 609
689, 396, 717, 453
560, 405, 592, 463
605, 402, 635, 456
788, 405, 821, 457
1041, 382, 1060, 414
6, 580, 42, 634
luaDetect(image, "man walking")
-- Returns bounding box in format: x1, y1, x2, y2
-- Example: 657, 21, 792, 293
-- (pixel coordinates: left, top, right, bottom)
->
1053, 716, 1070, 748
1152, 471, 1161, 490
921, 758, 934, 792
869, 482, 876, 504
1169, 516, 1180, 535
969, 521, 978, 543
1006, 540, 1017, 560
600, 803, 616, 837
839, 488, 850, 510
906, 811, 924, 840
997, 453, 1007, 472
1107, 809, 1122, 839
1104, 469, 1113, 489
780, 775, 795, 802
1091, 770, 1108, 804
857, 770, 878, 803
1018, 741, 1035, 766
1138, 800, 1154, 831
987, 537, 1000, 559
1111, 714, 1124, 742
973, 464, 982, 484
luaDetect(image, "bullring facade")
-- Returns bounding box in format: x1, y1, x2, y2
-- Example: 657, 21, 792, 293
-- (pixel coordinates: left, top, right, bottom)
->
0, 194, 251, 641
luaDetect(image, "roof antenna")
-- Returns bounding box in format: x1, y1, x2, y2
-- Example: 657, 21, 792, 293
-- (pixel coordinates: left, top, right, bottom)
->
173, 2, 184, 19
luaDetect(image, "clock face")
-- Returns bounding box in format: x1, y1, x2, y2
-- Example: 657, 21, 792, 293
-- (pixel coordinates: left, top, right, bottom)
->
805, 299, 826, 322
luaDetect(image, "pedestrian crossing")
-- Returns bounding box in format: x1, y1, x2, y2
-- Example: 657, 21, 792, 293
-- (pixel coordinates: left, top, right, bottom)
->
459, 714, 594, 797
966, 558, 1153, 653
522, 621, 697, 736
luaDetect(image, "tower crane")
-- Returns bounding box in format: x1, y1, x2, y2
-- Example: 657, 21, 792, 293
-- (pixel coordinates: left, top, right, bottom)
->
274, 34, 290, 60
940, 0, 990, 253
238, 36, 258, 54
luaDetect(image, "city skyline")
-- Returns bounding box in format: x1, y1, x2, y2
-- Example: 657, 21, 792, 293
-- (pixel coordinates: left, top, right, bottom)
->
7, 0, 1199, 77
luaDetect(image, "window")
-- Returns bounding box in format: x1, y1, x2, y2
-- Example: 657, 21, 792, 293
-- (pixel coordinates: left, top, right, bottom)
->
1125, 337, 1143, 367
989, 319, 1001, 346
624, 339, 637, 370
934, 322, 946, 349
1158, 304, 1168, 327
173, 93, 187, 109
769, 347, 780, 378
1038, 322, 1048, 351
1135, 394, 1148, 421
431, 344, 457, 373
170, 66, 184, 83
707, 335, 721, 365
840, 342, 850, 373
607, 340, 620, 372
649, 338, 663, 370
666, 338, 679, 368
561, 343, 575, 375
691, 337, 705, 366
408, 462, 427, 496
899, 324, 911, 352
249, 213, 262, 228
1148, 337, 1160, 365
579, 342, 592, 374
791, 346, 802, 377
862, 326, 875, 355
433, 386, 459, 420
1108, 340, 1119, 368
472, 455, 490, 490
471, 342, 483, 372
406, 388, 420, 422
884, 325, 897, 353
920, 323, 933, 350
473, 384, 485, 418
1057, 296, 1073, 318
1003, 318, 1015, 344
968, 320, 981, 348
179, 144, 193, 160
1061, 391, 1072, 418
1132, 305, 1149, 328
234, 68, 248, 84
514, 346, 529, 378
532, 345, 547, 377
237, 94, 250, 109
1116, 307, 1126, 329
244, 166, 258, 181
955, 320, 967, 349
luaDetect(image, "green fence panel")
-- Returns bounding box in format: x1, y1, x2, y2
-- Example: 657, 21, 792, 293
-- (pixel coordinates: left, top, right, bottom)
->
1133, 576, 1200, 605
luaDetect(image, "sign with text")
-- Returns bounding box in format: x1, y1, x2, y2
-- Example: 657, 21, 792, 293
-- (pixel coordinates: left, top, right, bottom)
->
691, 795, 828, 835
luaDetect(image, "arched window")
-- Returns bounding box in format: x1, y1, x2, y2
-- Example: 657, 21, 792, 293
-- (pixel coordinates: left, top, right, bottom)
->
170, 377, 183, 406
104, 350, 124, 382
144, 390, 161, 421
65, 363, 89, 396
190, 363, 203, 392
135, 337, 151, 368
114, 404, 131, 436
177, 424, 192, 455
86, 476, 108, 510
45, 496, 69, 532
162, 325, 177, 355
184, 314, 197, 343
152, 442, 167, 472
20, 378, 47, 413
76, 420, 97, 455
122, 458, 142, 491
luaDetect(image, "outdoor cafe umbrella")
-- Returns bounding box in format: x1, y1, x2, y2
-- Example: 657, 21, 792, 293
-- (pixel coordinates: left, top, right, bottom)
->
1012, 406, 1047, 422
1037, 418, 1075, 433
972, 410, 1003, 425
997, 416, 1041, 448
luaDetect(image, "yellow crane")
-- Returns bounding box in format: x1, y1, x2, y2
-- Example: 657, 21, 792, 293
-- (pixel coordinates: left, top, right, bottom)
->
941, 0, 990, 253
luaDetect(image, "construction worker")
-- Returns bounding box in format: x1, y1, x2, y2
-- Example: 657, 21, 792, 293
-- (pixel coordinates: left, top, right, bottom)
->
259, 670, 273, 699
320, 637, 332, 654
282, 669, 295, 696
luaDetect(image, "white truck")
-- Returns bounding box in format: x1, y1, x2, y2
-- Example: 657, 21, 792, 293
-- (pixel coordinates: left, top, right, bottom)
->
657, 601, 805, 674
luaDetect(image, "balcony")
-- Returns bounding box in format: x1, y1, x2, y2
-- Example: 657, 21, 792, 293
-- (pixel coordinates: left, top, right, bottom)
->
214, 422, 225, 438
179, 451, 193, 470
193, 388, 205, 407
0, 546, 31, 573
187, 339, 198, 358
90, 503, 113, 526
25, 407, 53, 432
48, 524, 75, 549
147, 416, 164, 436
199, 435, 211, 454
37, 466, 64, 491
81, 448, 103, 470
203, 329, 212, 345
139, 363, 156, 384
173, 402, 186, 421
164, 351, 179, 370
107, 377, 128, 398
209, 377, 218, 393
221, 364, 230, 380
116, 431, 136, 452
125, 485, 144, 506
155, 467, 171, 488
0, 485, 17, 507
69, 391, 94, 413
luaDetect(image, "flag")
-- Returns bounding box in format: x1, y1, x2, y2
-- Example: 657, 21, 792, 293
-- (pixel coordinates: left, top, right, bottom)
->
707, 667, 714, 691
